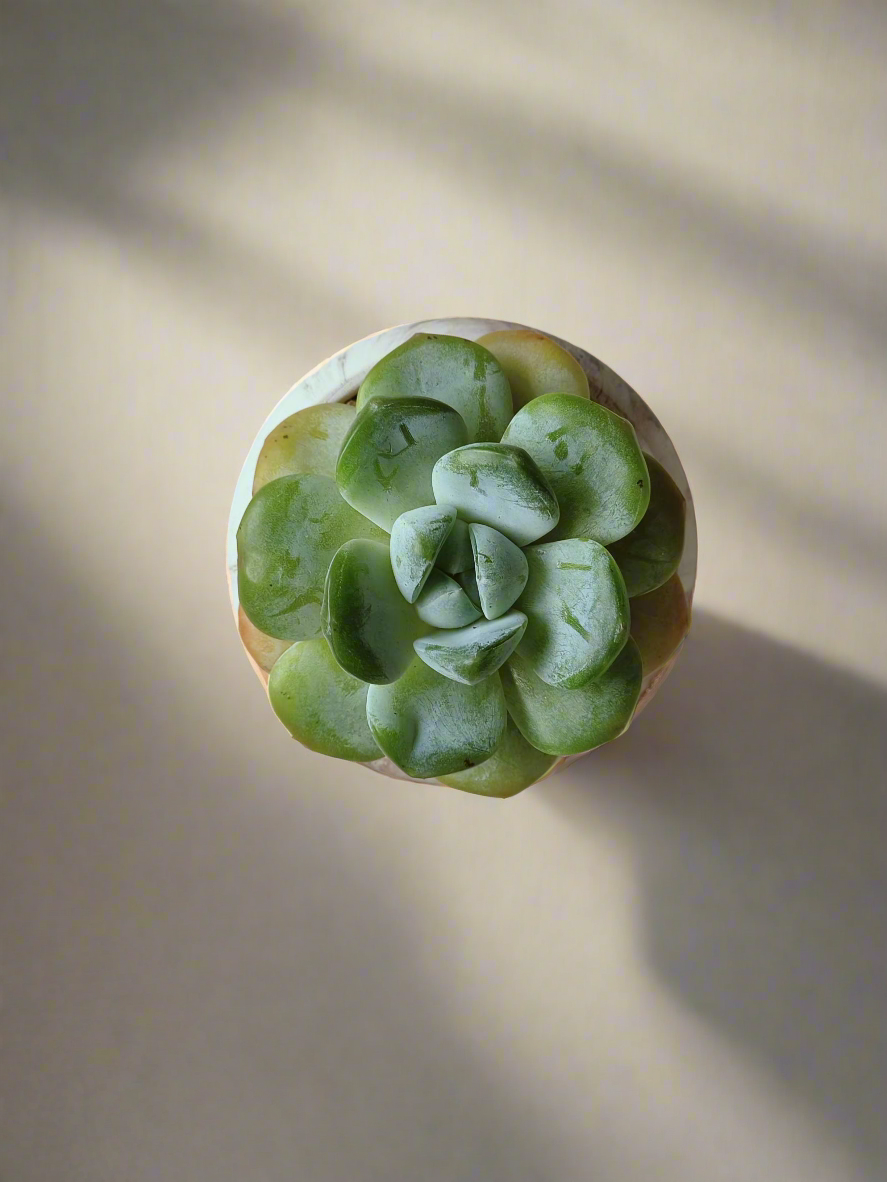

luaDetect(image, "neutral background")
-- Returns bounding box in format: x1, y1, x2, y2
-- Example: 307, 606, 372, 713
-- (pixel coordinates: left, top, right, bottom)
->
3, 1, 886, 1179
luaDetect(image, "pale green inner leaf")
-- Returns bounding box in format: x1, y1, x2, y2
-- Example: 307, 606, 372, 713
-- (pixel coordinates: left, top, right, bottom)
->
431, 443, 559, 547
389, 504, 456, 603
414, 611, 527, 685
435, 516, 474, 575
458, 566, 481, 608
469, 523, 529, 620
414, 569, 482, 628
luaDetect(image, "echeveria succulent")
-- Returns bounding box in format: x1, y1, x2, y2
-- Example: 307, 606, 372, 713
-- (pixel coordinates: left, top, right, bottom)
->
237, 329, 690, 796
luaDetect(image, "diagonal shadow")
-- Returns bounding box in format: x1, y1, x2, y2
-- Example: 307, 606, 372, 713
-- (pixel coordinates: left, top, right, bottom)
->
6, 0, 885, 364
1, 0, 369, 346
314, 38, 887, 361
548, 610, 887, 1176
0, 495, 557, 1182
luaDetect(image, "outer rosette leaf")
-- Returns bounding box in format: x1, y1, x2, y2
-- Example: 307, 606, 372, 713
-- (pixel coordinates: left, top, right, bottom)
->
253, 403, 357, 492
366, 658, 507, 779
629, 574, 690, 676
269, 638, 381, 761
517, 539, 630, 688
237, 474, 385, 641
439, 719, 557, 797
357, 333, 512, 443
501, 641, 643, 756
476, 329, 589, 409
322, 538, 423, 684
336, 397, 468, 532
609, 455, 686, 597
502, 393, 649, 544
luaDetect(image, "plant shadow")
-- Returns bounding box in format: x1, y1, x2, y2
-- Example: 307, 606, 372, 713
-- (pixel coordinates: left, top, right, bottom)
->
548, 610, 887, 1175
0, 497, 557, 1180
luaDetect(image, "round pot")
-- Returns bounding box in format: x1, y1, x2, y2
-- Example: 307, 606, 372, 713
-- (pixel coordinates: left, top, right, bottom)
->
227, 317, 697, 786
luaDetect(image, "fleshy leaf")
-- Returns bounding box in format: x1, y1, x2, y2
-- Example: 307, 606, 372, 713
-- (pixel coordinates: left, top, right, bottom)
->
431, 443, 559, 546
439, 718, 558, 797
469, 523, 529, 620
609, 455, 686, 597
366, 658, 507, 778
237, 474, 385, 641
476, 329, 589, 409
458, 566, 482, 608
435, 517, 473, 575
268, 638, 381, 761
253, 403, 356, 492
414, 569, 482, 628
502, 393, 649, 544
322, 538, 421, 684
630, 574, 690, 676
518, 539, 630, 687
237, 606, 293, 676
357, 333, 512, 443
389, 505, 457, 603
501, 641, 643, 756
336, 397, 468, 531
414, 611, 527, 685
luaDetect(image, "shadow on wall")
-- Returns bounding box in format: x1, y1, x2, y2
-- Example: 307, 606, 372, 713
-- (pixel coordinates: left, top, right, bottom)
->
0, 496, 556, 1181
550, 610, 887, 1176
315, 29, 887, 360
5, 0, 887, 362
1, 0, 366, 344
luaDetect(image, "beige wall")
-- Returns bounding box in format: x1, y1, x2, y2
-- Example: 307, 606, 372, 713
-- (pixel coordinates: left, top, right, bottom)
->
2, 2, 886, 1179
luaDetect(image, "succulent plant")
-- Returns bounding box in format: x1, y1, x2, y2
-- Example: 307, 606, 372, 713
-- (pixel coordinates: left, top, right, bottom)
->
235, 329, 690, 796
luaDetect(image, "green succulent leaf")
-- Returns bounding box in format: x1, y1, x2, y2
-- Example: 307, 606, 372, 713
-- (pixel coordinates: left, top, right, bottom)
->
476, 329, 590, 409
322, 538, 421, 684
469, 523, 529, 620
237, 474, 385, 641
458, 566, 482, 608
517, 538, 630, 687
435, 517, 474, 575
630, 574, 690, 676
414, 569, 482, 628
253, 403, 357, 492
439, 718, 558, 797
502, 393, 649, 544
414, 611, 527, 685
608, 455, 686, 597
389, 504, 457, 603
336, 397, 468, 531
431, 443, 559, 546
501, 641, 643, 755
268, 638, 381, 761
366, 658, 507, 778
357, 333, 513, 443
